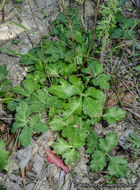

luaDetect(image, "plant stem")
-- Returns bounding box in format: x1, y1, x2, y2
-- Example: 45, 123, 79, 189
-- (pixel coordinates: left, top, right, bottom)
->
0, 0, 6, 11
4, 129, 21, 185
86, 0, 100, 58
58, 0, 77, 66
26, 0, 51, 84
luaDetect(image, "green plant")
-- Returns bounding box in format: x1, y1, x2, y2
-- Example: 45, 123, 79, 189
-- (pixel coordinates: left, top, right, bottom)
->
86, 131, 127, 178
125, 131, 140, 159
11, 38, 20, 45
1, 9, 126, 177
104, 175, 117, 184
96, 0, 121, 64
74, 0, 85, 4
110, 12, 137, 39
0, 65, 10, 96
0, 185, 7, 190
110, 12, 140, 54
11, 101, 49, 147
0, 139, 9, 171
97, 0, 120, 40
135, 65, 140, 73
8, 78, 50, 146
0, 65, 14, 103
14, 0, 24, 2
0, 0, 7, 11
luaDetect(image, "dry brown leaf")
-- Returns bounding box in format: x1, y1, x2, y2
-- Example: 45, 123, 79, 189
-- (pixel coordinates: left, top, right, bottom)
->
21, 168, 26, 186
0, 123, 6, 133
106, 82, 135, 107
121, 92, 136, 106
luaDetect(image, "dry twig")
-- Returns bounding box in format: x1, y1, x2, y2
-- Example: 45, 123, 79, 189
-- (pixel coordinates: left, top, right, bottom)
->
86, 0, 100, 58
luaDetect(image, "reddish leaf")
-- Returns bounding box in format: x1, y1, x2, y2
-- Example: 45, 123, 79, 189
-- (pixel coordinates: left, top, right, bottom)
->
41, 145, 70, 173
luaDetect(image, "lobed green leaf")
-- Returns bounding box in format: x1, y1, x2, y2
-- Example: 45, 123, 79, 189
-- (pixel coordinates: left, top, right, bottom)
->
99, 133, 118, 153
103, 107, 126, 124
90, 151, 106, 171
108, 156, 127, 177
19, 126, 33, 147
29, 114, 49, 133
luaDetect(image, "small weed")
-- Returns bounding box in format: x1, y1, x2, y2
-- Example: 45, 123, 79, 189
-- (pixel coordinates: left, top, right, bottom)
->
0, 139, 9, 171
110, 12, 137, 39
96, 0, 121, 65
86, 131, 127, 177
110, 12, 140, 54
104, 175, 117, 184
135, 65, 140, 72
11, 38, 20, 45
125, 131, 140, 159
0, 65, 11, 100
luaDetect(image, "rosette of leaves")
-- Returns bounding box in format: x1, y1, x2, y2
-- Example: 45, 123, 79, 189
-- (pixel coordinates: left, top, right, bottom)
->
7, 10, 126, 169
86, 131, 127, 178
48, 74, 125, 165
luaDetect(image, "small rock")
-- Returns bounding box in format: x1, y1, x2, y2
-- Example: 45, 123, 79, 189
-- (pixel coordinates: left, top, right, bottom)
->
70, 182, 77, 190
5, 158, 19, 173
32, 154, 45, 175
81, 177, 90, 184
26, 171, 37, 178
5, 178, 22, 190
20, 47, 29, 54
94, 123, 102, 135
9, 173, 22, 185
17, 140, 35, 170
0, 26, 9, 32
24, 183, 35, 190
136, 0, 140, 7
39, 182, 51, 190
58, 171, 65, 189
118, 129, 134, 149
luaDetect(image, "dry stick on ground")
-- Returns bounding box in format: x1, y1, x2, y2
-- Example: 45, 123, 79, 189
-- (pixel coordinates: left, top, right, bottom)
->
85, 0, 100, 59
26, 0, 51, 84
58, 0, 77, 66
